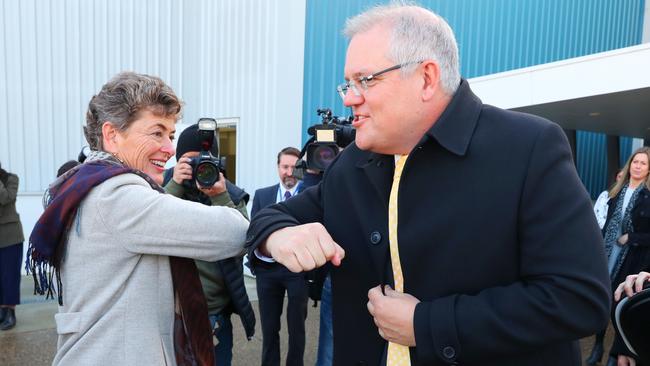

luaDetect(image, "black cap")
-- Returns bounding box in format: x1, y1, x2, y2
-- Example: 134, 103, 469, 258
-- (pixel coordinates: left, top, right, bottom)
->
57, 160, 80, 177
175, 123, 218, 160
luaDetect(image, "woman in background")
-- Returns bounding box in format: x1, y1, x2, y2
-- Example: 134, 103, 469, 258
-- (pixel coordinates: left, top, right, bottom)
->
0, 162, 24, 331
589, 147, 650, 366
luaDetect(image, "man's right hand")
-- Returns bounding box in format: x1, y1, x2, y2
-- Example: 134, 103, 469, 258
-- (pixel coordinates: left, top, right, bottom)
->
614, 271, 650, 301
260, 223, 345, 272
173, 156, 193, 184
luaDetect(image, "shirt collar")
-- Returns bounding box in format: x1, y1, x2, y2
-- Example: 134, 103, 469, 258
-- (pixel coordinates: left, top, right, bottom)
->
279, 182, 300, 197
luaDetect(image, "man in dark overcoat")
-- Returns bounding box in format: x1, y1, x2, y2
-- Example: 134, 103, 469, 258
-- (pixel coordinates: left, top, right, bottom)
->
246, 4, 611, 365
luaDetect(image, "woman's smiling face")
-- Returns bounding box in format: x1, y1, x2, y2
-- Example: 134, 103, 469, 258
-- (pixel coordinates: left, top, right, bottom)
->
113, 110, 176, 185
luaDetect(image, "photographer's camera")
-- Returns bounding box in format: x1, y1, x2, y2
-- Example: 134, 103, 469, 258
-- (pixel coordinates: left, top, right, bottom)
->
187, 118, 224, 187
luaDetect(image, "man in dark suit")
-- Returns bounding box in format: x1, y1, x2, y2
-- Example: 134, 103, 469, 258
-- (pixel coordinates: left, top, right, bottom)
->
246, 4, 611, 366
251, 147, 308, 366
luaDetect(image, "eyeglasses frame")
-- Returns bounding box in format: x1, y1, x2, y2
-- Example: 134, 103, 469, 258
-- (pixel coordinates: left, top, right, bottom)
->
336, 61, 422, 100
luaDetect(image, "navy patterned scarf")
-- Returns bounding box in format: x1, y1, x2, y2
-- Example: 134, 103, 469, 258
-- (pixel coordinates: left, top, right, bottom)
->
603, 183, 642, 281
27, 151, 214, 366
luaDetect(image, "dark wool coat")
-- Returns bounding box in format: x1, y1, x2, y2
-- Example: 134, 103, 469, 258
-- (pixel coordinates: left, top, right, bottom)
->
604, 187, 650, 359
603, 187, 650, 287
247, 80, 611, 366
0, 173, 24, 247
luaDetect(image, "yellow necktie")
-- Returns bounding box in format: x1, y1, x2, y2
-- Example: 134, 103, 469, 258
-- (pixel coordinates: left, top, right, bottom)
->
387, 154, 411, 365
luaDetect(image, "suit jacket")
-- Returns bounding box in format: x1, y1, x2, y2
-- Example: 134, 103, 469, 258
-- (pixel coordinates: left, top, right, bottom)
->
53, 173, 248, 365
0, 173, 24, 247
247, 80, 611, 365
251, 182, 303, 218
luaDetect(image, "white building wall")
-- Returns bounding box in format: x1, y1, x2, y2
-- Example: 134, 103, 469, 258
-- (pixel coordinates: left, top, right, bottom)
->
0, 0, 306, 263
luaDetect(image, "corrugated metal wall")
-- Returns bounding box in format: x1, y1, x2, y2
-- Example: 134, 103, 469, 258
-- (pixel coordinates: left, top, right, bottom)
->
302, 0, 645, 197
576, 132, 635, 197
0, 0, 306, 195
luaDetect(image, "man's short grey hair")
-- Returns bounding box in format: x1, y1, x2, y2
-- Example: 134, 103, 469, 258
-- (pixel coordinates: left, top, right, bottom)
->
343, 1, 460, 95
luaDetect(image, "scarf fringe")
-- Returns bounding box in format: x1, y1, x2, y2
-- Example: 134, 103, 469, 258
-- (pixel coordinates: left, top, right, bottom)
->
26, 158, 135, 306
25, 239, 63, 305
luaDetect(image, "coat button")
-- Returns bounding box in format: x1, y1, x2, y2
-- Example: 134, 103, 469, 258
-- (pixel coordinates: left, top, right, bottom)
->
442, 346, 456, 359
370, 231, 382, 245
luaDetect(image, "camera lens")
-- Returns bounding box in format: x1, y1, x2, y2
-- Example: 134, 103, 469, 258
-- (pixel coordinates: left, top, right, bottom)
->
195, 161, 219, 187
311, 145, 338, 170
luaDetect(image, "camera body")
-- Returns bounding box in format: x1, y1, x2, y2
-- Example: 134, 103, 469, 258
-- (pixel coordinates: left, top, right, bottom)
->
188, 118, 223, 187
294, 108, 355, 179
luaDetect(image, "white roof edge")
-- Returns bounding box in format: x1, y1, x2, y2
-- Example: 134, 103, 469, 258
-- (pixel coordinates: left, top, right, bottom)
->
467, 43, 650, 109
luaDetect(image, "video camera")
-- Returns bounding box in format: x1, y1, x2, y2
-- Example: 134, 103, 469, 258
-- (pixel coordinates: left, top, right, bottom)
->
188, 118, 225, 187
294, 108, 355, 179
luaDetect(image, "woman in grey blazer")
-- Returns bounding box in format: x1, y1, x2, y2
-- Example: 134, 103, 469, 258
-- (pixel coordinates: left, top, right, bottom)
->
28, 72, 248, 366
0, 163, 24, 331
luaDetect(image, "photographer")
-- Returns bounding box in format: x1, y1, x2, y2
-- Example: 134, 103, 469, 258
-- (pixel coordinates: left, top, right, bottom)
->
163, 123, 255, 366
251, 146, 308, 366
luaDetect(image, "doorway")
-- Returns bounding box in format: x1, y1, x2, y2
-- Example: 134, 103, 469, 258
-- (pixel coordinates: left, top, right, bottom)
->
216, 117, 239, 185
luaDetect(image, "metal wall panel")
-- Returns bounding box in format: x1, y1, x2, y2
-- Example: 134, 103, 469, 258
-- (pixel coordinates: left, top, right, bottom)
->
0, 0, 306, 196
576, 132, 635, 198
302, 0, 645, 197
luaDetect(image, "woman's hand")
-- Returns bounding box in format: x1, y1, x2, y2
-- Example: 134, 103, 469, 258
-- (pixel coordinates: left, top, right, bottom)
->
614, 271, 650, 301
618, 234, 629, 246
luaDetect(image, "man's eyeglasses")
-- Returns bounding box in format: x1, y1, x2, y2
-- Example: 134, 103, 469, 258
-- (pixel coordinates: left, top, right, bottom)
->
336, 61, 422, 100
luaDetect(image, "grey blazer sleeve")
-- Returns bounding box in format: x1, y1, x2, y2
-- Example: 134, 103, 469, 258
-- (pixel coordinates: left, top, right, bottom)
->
91, 174, 249, 262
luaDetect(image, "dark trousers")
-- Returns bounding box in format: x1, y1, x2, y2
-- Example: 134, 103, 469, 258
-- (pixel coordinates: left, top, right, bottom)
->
256, 264, 308, 366
209, 313, 233, 366
0, 242, 23, 305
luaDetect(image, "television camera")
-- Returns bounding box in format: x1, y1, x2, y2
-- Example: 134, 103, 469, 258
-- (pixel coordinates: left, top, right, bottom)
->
293, 108, 355, 180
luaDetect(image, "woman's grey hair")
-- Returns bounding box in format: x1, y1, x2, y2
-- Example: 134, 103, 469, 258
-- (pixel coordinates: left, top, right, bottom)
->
343, 1, 460, 95
84, 71, 182, 151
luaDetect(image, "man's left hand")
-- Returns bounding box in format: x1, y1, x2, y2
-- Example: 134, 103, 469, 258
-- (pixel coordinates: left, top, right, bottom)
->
367, 285, 420, 347
197, 172, 227, 197
617, 355, 637, 366
614, 271, 650, 301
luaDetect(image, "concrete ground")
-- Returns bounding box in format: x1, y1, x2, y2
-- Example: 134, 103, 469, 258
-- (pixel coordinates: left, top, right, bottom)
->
0, 275, 320, 366
1, 275, 614, 366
